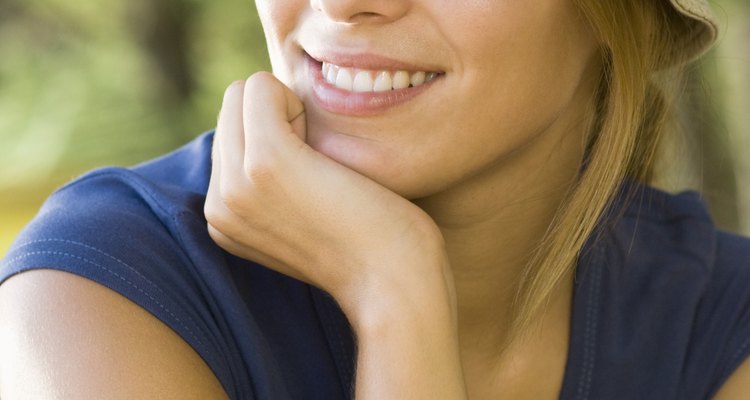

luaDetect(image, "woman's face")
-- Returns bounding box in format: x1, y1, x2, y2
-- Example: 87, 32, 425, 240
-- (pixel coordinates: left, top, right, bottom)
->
256, 0, 600, 199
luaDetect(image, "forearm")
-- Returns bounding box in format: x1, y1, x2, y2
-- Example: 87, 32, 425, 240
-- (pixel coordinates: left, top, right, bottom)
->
349, 277, 468, 400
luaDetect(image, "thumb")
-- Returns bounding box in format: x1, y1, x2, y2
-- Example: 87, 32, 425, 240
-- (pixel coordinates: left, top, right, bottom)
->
288, 105, 306, 144
243, 72, 307, 147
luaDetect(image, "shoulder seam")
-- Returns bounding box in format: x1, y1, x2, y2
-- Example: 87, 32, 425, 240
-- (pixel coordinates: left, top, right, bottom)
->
2, 248, 207, 353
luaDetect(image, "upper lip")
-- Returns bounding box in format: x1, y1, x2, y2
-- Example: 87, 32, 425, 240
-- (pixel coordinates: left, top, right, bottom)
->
305, 50, 445, 73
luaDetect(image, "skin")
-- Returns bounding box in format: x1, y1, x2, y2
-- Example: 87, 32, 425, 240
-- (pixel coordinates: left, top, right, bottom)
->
209, 0, 601, 398
2, 0, 750, 399
0, 270, 229, 399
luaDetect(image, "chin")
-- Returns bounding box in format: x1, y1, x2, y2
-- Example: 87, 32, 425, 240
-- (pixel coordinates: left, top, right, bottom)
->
306, 125, 439, 199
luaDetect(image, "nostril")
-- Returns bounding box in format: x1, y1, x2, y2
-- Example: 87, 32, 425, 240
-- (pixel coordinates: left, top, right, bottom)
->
344, 12, 389, 25
314, 0, 408, 25
355, 12, 382, 19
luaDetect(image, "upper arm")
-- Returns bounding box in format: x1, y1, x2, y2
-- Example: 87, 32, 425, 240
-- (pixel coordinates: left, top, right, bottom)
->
713, 356, 750, 400
0, 269, 229, 400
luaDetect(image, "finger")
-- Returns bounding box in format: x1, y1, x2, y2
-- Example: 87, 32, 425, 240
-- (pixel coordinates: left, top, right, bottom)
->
208, 86, 233, 216
206, 222, 312, 285
243, 72, 306, 151
216, 80, 247, 186
289, 109, 307, 144
206, 133, 222, 220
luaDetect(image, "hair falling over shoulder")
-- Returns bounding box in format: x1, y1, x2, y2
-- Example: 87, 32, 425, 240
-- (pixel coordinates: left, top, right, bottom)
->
510, 0, 705, 343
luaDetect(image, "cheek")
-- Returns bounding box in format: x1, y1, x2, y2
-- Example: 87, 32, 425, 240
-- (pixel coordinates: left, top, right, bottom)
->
256, 1, 306, 53
256, 1, 297, 28
256, 1, 307, 83
450, 8, 597, 149
443, 0, 597, 99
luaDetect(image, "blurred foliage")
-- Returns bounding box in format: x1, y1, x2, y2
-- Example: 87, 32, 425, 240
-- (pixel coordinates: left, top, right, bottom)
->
0, 0, 268, 187
0, 0, 748, 255
0, 0, 269, 253
712, 0, 750, 232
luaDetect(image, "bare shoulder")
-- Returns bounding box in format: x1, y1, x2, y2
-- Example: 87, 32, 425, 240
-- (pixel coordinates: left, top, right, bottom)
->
0, 269, 229, 399
713, 356, 750, 400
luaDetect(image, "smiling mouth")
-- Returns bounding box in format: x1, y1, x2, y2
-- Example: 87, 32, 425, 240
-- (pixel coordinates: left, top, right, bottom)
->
305, 53, 445, 116
321, 62, 441, 93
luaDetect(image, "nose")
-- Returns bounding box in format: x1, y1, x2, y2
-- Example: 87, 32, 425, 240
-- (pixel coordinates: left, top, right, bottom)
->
310, 0, 409, 24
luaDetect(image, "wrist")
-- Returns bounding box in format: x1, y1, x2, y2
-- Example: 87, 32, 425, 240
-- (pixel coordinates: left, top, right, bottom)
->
339, 255, 457, 335
347, 261, 468, 400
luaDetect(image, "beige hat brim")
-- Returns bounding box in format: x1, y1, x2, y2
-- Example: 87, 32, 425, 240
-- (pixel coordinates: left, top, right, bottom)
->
668, 0, 720, 63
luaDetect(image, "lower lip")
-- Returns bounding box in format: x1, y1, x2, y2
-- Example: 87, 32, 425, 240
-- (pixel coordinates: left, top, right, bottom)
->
306, 55, 442, 117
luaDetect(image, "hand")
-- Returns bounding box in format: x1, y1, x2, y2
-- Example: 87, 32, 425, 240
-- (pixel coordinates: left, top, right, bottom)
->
204, 73, 453, 321
205, 73, 468, 399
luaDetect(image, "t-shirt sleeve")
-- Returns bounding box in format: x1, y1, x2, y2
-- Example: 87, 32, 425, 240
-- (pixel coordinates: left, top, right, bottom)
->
712, 232, 750, 394
683, 231, 750, 398
0, 169, 241, 398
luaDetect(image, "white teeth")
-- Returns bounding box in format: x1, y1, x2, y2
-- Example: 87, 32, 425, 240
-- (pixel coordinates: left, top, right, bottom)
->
392, 71, 410, 89
410, 71, 426, 87
321, 61, 439, 93
352, 71, 374, 92
373, 71, 393, 92
335, 68, 353, 91
326, 65, 338, 85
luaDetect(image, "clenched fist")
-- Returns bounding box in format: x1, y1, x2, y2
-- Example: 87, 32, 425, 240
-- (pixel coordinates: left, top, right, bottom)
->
204, 73, 455, 324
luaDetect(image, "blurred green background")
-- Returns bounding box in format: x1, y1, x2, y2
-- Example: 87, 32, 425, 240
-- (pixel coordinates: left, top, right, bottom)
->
1, 0, 749, 255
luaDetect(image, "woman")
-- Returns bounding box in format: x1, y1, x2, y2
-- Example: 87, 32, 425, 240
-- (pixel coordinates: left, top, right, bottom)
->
1, 0, 747, 398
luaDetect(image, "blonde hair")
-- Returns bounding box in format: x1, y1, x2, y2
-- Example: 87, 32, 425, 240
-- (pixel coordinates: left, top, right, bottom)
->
512, 0, 696, 339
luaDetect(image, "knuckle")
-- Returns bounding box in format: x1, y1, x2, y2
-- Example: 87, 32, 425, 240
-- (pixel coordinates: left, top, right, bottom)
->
220, 192, 246, 215
243, 157, 279, 188
245, 71, 276, 92
206, 223, 225, 244
217, 186, 249, 217
203, 196, 230, 229
223, 80, 245, 102
214, 181, 263, 225
206, 223, 240, 254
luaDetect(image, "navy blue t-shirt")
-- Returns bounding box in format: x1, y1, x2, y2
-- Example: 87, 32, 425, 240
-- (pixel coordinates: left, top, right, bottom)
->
3, 131, 750, 399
